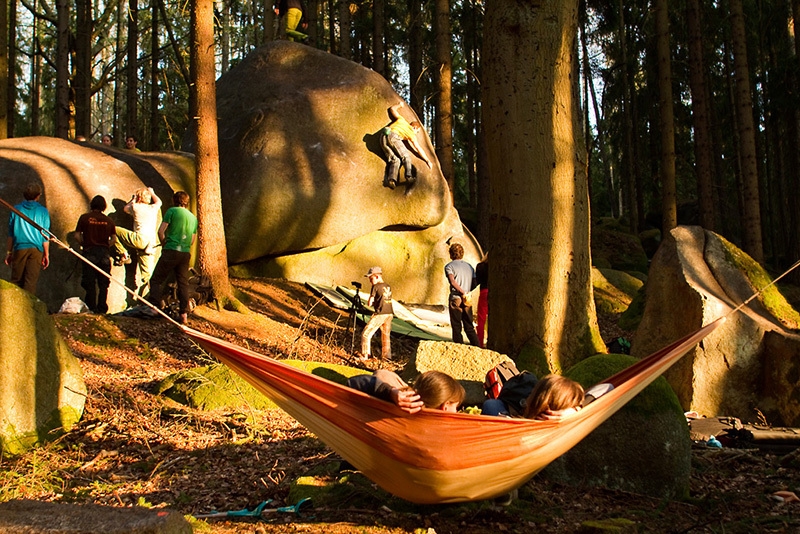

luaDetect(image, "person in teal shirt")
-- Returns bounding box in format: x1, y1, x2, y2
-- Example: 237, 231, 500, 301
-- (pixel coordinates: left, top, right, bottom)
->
146, 191, 198, 324
5, 183, 51, 295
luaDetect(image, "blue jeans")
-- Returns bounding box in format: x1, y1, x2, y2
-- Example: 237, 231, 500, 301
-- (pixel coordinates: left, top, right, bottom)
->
381, 130, 415, 186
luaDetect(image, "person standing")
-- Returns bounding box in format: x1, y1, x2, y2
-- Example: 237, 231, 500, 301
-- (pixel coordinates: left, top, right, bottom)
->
380, 102, 432, 190
5, 183, 51, 296
444, 242, 479, 345
475, 253, 489, 348
359, 266, 394, 360
114, 186, 162, 294
147, 191, 198, 324
75, 196, 116, 313
274, 0, 308, 42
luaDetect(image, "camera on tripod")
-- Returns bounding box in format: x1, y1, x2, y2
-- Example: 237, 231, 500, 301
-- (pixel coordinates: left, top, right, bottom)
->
351, 281, 362, 289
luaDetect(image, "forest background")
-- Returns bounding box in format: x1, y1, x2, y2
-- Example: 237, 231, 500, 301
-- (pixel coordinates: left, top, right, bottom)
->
0, 0, 798, 362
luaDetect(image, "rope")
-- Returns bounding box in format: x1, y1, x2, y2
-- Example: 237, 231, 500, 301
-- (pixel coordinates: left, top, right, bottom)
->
725, 258, 800, 319
0, 195, 180, 327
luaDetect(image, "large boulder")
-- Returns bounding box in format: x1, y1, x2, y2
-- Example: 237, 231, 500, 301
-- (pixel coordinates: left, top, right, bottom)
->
542, 354, 691, 499
188, 41, 481, 304
0, 279, 87, 455
632, 226, 800, 425
0, 137, 195, 312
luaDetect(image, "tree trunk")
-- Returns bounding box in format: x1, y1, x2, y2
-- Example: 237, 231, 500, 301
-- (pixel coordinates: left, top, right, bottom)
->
75, 0, 92, 139
149, 0, 160, 149
729, 0, 764, 263
0, 0, 7, 139
655, 0, 676, 233
686, 0, 716, 231
372, 0, 385, 77
434, 0, 454, 197
7, 0, 19, 138
408, 0, 423, 115
221, 0, 230, 73
339, 0, 351, 60
483, 0, 603, 370
55, 0, 70, 138
191, 0, 238, 308
30, 0, 40, 136
126, 0, 139, 138
617, 0, 637, 232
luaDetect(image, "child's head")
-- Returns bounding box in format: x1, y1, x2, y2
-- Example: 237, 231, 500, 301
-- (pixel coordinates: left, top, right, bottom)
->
414, 371, 465, 412
448, 243, 464, 260
523, 374, 584, 420
134, 187, 152, 204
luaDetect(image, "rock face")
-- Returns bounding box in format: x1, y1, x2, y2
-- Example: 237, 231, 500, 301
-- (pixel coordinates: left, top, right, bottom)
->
0, 499, 191, 534
410, 340, 511, 405
542, 354, 691, 499
0, 280, 87, 455
0, 137, 195, 313
188, 41, 481, 304
632, 226, 800, 426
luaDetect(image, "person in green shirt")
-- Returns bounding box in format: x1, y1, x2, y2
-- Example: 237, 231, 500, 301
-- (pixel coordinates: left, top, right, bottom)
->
380, 102, 432, 190
146, 191, 198, 324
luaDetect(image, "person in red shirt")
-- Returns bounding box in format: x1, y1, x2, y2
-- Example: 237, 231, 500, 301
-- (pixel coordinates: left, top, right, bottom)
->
75, 196, 116, 313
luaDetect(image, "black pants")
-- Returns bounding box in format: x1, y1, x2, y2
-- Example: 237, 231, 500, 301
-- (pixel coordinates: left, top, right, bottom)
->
81, 246, 111, 313
148, 249, 191, 313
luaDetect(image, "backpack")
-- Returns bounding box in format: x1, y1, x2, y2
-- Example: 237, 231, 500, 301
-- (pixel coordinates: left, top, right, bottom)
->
484, 361, 521, 400
497, 372, 538, 416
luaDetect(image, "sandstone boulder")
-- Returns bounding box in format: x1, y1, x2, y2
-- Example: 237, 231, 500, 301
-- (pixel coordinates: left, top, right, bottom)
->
0, 279, 87, 455
541, 354, 691, 499
409, 340, 511, 405
0, 137, 195, 312
632, 226, 800, 425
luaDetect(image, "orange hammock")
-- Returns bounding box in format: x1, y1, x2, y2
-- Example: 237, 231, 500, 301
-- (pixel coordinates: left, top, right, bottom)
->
181, 318, 722, 504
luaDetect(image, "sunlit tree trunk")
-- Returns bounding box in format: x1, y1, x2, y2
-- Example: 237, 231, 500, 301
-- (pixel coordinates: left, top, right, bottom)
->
75, 0, 92, 139
55, 0, 70, 138
655, 0, 676, 233
434, 0, 454, 196
686, 0, 716, 231
191, 0, 238, 308
483, 0, 603, 370
126, 0, 139, 138
221, 0, 230, 72
729, 0, 764, 263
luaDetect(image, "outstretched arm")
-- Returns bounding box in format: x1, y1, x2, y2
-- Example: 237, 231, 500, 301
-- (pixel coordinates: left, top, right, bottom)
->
388, 102, 404, 120
406, 137, 432, 168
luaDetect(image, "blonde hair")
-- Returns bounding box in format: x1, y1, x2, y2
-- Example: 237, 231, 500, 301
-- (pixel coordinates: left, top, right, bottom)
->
414, 371, 465, 410
523, 374, 584, 420
134, 188, 152, 204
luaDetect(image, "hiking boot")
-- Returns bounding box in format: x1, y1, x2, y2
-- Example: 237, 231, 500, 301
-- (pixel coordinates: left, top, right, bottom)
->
386, 179, 397, 190
178, 313, 188, 325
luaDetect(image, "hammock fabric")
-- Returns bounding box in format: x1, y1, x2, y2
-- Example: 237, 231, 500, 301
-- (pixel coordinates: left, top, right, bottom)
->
180, 317, 723, 504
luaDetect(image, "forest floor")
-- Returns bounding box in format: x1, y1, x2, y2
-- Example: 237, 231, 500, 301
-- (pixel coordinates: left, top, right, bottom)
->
2, 278, 800, 533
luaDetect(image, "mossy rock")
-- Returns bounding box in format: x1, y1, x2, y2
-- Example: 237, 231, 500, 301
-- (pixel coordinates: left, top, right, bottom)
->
541, 354, 690, 499
157, 361, 365, 411
592, 221, 649, 273
617, 286, 646, 332
592, 268, 644, 315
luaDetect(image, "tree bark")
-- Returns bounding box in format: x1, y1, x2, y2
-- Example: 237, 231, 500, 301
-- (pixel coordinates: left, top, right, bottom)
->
434, 0, 454, 197
729, 0, 764, 263
30, 0, 40, 136
191, 0, 238, 308
655, 0, 676, 233
6, 0, 19, 138
686, 0, 716, 231
408, 0, 423, 115
339, 0, 351, 60
0, 0, 7, 139
55, 0, 70, 138
75, 0, 92, 139
126, 0, 139, 138
372, 0, 385, 77
483, 0, 603, 370
149, 0, 160, 149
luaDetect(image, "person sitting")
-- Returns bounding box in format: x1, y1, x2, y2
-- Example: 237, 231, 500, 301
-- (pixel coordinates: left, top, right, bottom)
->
522, 374, 585, 421
347, 369, 465, 414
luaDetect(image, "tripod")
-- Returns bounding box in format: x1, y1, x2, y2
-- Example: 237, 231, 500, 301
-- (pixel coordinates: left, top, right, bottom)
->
348, 281, 367, 354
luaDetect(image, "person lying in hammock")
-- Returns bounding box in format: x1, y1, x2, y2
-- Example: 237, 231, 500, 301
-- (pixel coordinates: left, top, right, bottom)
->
522, 374, 585, 421
347, 369, 465, 414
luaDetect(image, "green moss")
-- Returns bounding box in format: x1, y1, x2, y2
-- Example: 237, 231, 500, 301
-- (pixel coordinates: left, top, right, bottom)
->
717, 235, 800, 329
618, 287, 646, 331
567, 354, 683, 417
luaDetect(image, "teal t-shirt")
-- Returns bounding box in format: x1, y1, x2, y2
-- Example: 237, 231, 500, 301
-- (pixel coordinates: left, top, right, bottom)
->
162, 206, 197, 252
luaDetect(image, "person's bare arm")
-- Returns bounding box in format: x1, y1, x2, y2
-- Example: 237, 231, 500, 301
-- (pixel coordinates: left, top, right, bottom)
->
41, 240, 50, 269
388, 102, 404, 120
4, 237, 13, 265
407, 137, 433, 168
148, 187, 162, 208
158, 221, 169, 244
447, 272, 466, 296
